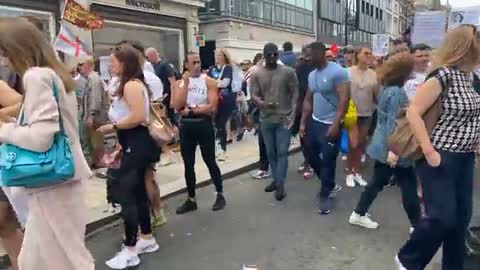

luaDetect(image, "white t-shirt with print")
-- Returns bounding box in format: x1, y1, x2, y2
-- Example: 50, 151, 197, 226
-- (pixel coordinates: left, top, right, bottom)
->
404, 72, 426, 100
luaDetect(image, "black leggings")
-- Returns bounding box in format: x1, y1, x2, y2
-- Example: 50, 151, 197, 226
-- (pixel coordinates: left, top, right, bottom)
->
215, 97, 236, 151
109, 167, 151, 247
180, 118, 223, 198
355, 161, 421, 227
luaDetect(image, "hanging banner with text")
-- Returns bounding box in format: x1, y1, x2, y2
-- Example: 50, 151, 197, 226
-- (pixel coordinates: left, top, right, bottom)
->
371, 34, 389, 57
411, 11, 447, 49
62, 0, 103, 30
448, 6, 480, 29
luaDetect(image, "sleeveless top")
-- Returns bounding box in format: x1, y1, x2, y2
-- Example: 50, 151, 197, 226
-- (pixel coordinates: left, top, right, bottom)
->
185, 75, 209, 106
108, 81, 150, 123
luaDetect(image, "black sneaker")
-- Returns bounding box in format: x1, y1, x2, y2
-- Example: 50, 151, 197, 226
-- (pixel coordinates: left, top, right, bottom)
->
176, 198, 198, 215
318, 197, 332, 215
264, 182, 277, 192
212, 194, 226, 211
275, 186, 286, 201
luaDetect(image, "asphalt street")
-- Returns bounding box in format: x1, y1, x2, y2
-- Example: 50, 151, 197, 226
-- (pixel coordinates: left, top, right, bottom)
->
87, 154, 480, 270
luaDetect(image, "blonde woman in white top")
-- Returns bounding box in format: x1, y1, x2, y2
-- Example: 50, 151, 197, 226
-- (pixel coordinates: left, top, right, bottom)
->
346, 47, 378, 188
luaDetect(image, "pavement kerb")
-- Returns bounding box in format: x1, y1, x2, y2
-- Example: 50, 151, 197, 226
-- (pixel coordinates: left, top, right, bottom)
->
85, 146, 302, 237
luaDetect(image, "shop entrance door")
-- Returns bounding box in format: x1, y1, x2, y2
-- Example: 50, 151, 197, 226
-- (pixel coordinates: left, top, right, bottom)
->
200, 41, 216, 71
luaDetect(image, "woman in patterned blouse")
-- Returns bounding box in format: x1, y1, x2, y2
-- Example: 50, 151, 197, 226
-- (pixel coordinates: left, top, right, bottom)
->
396, 25, 480, 270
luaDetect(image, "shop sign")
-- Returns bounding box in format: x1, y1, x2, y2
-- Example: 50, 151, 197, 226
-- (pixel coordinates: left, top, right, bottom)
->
195, 34, 206, 47
126, 0, 160, 11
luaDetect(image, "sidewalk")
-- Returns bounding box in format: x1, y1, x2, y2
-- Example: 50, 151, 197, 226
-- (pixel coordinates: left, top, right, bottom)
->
85, 132, 301, 231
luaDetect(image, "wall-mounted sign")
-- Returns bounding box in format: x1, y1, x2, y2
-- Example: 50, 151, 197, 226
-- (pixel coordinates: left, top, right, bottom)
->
126, 0, 160, 11
195, 34, 206, 47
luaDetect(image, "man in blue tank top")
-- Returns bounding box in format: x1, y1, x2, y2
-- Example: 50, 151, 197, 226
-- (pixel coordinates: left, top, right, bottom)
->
300, 42, 350, 215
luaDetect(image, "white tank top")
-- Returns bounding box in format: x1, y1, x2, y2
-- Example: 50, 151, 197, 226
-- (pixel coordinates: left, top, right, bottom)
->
185, 75, 208, 106
108, 84, 150, 123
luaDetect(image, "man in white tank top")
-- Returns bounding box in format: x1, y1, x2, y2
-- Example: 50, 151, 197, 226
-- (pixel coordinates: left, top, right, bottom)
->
171, 52, 226, 214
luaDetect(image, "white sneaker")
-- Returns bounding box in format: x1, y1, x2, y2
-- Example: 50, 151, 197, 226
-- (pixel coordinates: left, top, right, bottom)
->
251, 170, 270, 179
217, 151, 228, 161
349, 211, 379, 229
346, 174, 356, 187
136, 237, 159, 255
355, 174, 368, 186
395, 255, 407, 270
105, 247, 140, 269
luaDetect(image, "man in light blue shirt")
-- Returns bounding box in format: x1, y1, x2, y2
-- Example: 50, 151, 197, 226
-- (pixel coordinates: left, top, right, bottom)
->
300, 42, 350, 215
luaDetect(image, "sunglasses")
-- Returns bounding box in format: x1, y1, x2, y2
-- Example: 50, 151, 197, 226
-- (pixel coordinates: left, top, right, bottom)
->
191, 60, 200, 65
265, 52, 278, 58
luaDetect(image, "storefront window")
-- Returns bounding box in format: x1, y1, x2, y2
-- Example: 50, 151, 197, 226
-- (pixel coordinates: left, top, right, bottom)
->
92, 20, 183, 70
0, 5, 55, 41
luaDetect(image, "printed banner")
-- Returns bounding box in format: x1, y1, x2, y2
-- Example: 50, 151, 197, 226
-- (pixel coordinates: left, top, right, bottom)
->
449, 6, 480, 29
411, 11, 447, 49
371, 34, 389, 57
62, 0, 103, 30
54, 22, 92, 57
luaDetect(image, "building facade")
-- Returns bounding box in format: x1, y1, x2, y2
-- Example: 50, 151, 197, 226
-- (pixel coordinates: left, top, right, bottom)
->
0, 0, 203, 69
317, 0, 387, 47
199, 0, 316, 66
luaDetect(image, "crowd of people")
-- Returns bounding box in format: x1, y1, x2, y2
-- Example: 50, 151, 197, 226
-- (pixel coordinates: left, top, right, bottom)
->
0, 16, 478, 270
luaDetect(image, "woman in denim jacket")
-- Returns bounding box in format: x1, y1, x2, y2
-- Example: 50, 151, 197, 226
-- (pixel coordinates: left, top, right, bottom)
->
348, 55, 421, 231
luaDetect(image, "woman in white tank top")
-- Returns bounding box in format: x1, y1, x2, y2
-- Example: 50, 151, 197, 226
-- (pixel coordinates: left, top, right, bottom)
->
97, 44, 161, 270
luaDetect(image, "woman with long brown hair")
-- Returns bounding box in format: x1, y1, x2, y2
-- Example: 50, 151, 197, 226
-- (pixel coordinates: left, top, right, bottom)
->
345, 47, 378, 188
0, 17, 94, 270
396, 25, 480, 270
97, 44, 161, 269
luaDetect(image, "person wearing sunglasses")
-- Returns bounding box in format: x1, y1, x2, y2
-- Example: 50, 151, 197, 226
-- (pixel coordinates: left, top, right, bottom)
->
172, 52, 226, 215
251, 43, 299, 201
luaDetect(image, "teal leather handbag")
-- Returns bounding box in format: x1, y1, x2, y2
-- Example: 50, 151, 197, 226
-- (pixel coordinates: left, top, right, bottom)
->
0, 79, 74, 188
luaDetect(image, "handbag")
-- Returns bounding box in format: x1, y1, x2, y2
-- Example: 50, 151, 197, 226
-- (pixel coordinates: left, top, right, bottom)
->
0, 79, 75, 188
97, 134, 122, 169
388, 70, 450, 160
148, 101, 175, 146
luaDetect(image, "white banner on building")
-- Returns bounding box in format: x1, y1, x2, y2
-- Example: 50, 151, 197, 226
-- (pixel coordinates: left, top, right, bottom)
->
371, 34, 389, 57
448, 6, 480, 29
411, 11, 447, 49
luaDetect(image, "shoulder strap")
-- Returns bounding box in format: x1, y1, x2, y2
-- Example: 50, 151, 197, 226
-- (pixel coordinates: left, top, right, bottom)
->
313, 70, 337, 109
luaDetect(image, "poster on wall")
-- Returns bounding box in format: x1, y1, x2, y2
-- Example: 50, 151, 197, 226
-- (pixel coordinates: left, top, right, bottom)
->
62, 0, 103, 29
371, 34, 389, 57
448, 6, 480, 29
411, 11, 447, 49
99, 56, 111, 81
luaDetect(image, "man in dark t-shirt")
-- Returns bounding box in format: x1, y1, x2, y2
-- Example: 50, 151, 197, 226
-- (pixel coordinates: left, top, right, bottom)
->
145, 47, 179, 123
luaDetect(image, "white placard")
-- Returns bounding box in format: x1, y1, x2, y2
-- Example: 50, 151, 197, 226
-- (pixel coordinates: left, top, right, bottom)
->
371, 34, 389, 57
449, 6, 480, 29
99, 56, 111, 81
411, 11, 447, 49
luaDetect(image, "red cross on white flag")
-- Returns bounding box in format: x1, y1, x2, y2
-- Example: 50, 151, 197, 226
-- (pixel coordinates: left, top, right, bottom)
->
54, 22, 92, 57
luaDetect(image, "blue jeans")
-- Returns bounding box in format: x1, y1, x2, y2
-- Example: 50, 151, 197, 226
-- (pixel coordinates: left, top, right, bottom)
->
260, 122, 291, 187
398, 150, 474, 270
305, 119, 340, 198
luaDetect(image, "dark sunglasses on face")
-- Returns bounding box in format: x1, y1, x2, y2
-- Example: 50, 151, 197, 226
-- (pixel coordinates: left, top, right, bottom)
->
192, 60, 200, 65
265, 52, 278, 58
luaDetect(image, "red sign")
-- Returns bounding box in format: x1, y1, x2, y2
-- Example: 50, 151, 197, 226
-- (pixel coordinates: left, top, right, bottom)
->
62, 0, 103, 30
